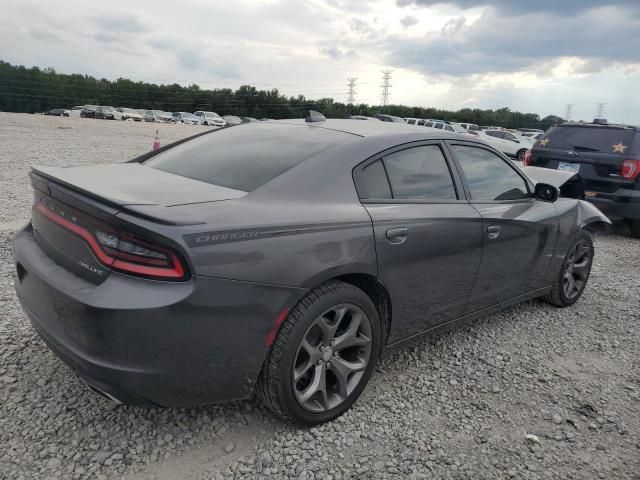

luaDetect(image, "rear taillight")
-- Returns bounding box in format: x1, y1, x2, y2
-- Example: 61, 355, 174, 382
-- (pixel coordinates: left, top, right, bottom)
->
523, 149, 533, 166
35, 203, 187, 280
621, 159, 640, 180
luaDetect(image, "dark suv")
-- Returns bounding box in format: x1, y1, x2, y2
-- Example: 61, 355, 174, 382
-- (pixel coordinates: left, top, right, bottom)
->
526, 119, 640, 237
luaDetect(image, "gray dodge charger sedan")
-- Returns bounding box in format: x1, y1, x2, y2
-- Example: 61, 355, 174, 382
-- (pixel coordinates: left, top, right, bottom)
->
13, 114, 609, 424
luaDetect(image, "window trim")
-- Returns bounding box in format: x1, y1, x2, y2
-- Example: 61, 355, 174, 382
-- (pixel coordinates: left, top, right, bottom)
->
444, 140, 534, 204
353, 140, 466, 204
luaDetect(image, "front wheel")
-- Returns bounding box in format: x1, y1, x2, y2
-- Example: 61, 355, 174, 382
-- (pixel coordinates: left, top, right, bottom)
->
543, 230, 594, 307
257, 281, 381, 425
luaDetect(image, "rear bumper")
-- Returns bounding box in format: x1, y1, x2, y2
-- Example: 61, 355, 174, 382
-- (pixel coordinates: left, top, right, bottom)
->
13, 224, 304, 406
586, 189, 640, 220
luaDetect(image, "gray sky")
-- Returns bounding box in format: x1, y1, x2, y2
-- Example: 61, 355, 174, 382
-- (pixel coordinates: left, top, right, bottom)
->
1, 0, 638, 122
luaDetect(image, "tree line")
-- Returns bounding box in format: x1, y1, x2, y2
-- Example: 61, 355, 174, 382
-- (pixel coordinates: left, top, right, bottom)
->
0, 60, 564, 129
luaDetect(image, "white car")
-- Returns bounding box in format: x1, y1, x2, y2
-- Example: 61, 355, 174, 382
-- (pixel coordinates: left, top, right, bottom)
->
117, 107, 144, 121
194, 111, 227, 127
143, 110, 171, 123
172, 112, 201, 125
482, 129, 531, 161
68, 106, 84, 118
424, 120, 468, 134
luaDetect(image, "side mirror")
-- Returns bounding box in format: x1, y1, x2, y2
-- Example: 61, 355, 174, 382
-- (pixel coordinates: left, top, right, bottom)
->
535, 183, 559, 202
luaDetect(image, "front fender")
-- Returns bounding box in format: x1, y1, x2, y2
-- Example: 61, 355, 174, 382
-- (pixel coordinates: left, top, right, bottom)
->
576, 199, 611, 230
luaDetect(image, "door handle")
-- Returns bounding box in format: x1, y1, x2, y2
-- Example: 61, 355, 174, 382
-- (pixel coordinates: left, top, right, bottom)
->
386, 227, 408, 244
487, 225, 502, 240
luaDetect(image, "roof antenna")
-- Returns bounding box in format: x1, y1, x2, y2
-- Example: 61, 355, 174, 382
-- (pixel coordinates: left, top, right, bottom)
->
305, 110, 326, 123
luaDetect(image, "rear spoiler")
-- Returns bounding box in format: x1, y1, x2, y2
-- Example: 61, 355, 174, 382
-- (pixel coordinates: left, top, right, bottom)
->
30, 168, 206, 226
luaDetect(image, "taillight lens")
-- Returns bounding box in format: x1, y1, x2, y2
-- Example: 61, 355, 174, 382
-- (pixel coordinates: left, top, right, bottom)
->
621, 159, 640, 180
35, 203, 187, 280
523, 149, 533, 166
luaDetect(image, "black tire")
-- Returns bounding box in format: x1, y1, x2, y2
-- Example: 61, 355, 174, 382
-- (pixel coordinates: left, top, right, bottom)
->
543, 230, 594, 307
627, 219, 640, 239
257, 280, 381, 425
516, 149, 527, 161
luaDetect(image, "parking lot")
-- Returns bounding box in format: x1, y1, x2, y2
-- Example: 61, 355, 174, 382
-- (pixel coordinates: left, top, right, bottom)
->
0, 112, 639, 480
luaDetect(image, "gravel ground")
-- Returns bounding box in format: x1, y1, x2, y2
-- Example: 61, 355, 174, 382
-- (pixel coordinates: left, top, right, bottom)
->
0, 112, 639, 480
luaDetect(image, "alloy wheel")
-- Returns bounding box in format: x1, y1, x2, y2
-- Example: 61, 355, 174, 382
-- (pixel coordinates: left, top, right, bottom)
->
292, 303, 372, 413
563, 239, 591, 299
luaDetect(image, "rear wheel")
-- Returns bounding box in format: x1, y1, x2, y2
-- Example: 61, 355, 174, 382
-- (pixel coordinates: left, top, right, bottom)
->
516, 149, 527, 161
627, 219, 640, 238
257, 281, 381, 425
543, 230, 594, 307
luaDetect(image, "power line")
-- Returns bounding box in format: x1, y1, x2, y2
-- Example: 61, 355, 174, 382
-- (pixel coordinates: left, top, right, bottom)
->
595, 102, 606, 118
346, 78, 357, 105
380, 70, 393, 110
563, 104, 574, 121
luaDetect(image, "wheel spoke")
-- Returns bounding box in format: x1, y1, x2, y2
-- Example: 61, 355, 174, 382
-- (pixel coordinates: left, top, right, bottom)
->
317, 306, 347, 344
330, 355, 367, 382
572, 261, 590, 280
574, 243, 590, 262
333, 312, 370, 351
294, 357, 315, 382
297, 363, 325, 404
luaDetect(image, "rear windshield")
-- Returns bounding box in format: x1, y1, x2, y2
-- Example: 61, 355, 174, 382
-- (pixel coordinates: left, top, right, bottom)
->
145, 123, 353, 192
544, 126, 635, 154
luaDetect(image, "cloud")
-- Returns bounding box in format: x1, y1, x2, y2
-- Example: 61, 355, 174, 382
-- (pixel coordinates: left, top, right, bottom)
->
396, 0, 640, 16
92, 12, 147, 33
400, 15, 419, 27
320, 46, 358, 60
388, 6, 640, 76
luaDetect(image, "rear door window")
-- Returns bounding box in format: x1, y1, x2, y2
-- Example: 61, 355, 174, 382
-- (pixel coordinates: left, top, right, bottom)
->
382, 145, 457, 200
444, 125, 454, 132
543, 126, 634, 154
434, 123, 444, 129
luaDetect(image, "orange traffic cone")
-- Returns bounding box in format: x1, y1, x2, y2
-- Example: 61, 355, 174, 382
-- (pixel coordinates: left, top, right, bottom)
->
152, 129, 161, 151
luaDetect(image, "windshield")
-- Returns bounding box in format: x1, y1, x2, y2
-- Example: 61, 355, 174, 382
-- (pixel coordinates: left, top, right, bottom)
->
146, 123, 352, 192
544, 126, 634, 153
205, 112, 220, 118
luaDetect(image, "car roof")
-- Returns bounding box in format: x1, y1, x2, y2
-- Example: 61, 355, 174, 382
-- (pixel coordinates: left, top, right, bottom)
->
272, 118, 473, 139
557, 121, 639, 131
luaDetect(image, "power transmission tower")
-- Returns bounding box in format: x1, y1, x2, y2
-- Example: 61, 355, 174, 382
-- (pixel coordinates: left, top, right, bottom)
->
595, 102, 606, 118
346, 78, 358, 105
564, 104, 574, 121
380, 70, 393, 110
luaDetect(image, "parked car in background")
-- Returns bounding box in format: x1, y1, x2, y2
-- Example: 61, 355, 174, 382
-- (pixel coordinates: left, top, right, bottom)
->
222, 115, 242, 126
44, 108, 70, 117
68, 106, 84, 117
526, 119, 640, 237
350, 115, 380, 121
483, 129, 531, 161
117, 107, 144, 121
143, 110, 170, 122
13, 116, 608, 425
241, 117, 259, 123
80, 105, 98, 118
172, 112, 201, 125
459, 123, 481, 132
375, 114, 404, 123
194, 111, 226, 127
95, 106, 123, 120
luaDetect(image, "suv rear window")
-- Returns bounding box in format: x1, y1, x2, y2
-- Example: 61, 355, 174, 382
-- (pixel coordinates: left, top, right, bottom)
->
543, 125, 635, 154
145, 123, 352, 192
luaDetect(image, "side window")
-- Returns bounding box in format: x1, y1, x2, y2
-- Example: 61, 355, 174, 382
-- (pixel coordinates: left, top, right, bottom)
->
434, 123, 444, 129
425, 121, 434, 127
356, 159, 392, 199
407, 119, 415, 125
503, 133, 518, 142
444, 125, 454, 132
452, 145, 529, 201
417, 120, 425, 126
383, 145, 457, 200
485, 131, 502, 138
